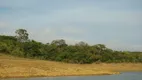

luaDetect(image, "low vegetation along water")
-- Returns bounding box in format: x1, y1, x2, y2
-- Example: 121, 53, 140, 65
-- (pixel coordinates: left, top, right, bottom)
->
1, 29, 142, 64
0, 72, 142, 80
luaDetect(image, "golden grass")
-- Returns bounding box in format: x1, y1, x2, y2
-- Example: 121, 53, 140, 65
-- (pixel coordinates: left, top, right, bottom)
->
0, 53, 142, 78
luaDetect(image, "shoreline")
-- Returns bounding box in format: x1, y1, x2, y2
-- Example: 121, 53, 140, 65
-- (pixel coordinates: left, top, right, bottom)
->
0, 71, 120, 79
0, 54, 142, 78
2, 70, 142, 79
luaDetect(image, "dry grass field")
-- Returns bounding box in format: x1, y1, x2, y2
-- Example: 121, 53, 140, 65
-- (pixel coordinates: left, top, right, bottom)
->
0, 53, 142, 78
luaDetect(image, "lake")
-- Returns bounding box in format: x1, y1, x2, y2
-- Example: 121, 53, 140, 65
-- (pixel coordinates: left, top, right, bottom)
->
0, 72, 142, 80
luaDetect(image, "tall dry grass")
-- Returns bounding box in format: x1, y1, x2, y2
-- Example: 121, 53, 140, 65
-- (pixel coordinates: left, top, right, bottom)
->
0, 53, 142, 78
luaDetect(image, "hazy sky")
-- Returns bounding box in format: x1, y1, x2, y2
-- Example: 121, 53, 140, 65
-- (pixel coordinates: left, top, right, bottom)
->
0, 0, 142, 51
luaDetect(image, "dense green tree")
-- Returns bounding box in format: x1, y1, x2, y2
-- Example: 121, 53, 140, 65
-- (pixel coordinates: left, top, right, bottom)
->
51, 39, 67, 47
0, 29, 142, 64
75, 41, 88, 46
15, 29, 29, 42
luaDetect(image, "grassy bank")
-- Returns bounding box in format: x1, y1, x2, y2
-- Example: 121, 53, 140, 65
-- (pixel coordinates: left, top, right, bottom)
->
0, 53, 142, 78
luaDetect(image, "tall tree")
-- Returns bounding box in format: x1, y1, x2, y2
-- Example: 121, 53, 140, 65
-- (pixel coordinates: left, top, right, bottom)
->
93, 44, 107, 55
51, 39, 67, 47
75, 41, 88, 46
15, 29, 29, 42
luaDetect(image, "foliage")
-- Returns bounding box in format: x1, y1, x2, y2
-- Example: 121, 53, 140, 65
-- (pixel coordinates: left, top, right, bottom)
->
15, 29, 29, 42
0, 29, 142, 64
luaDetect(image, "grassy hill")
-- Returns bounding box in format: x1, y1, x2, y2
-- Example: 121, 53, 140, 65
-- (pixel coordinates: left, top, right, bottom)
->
0, 53, 142, 78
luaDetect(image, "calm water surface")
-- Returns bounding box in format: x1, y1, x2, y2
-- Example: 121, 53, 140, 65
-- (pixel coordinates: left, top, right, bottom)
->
0, 72, 142, 80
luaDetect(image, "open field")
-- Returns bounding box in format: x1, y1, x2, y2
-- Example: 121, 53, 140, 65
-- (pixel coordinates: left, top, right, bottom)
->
0, 53, 142, 78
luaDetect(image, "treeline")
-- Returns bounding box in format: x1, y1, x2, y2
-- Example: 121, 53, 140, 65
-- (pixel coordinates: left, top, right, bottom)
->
0, 29, 142, 64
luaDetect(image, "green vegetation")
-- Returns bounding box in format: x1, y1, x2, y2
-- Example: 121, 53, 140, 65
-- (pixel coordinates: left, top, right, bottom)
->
0, 29, 142, 64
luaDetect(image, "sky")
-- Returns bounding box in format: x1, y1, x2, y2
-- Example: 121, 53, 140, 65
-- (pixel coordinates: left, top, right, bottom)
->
0, 0, 142, 51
